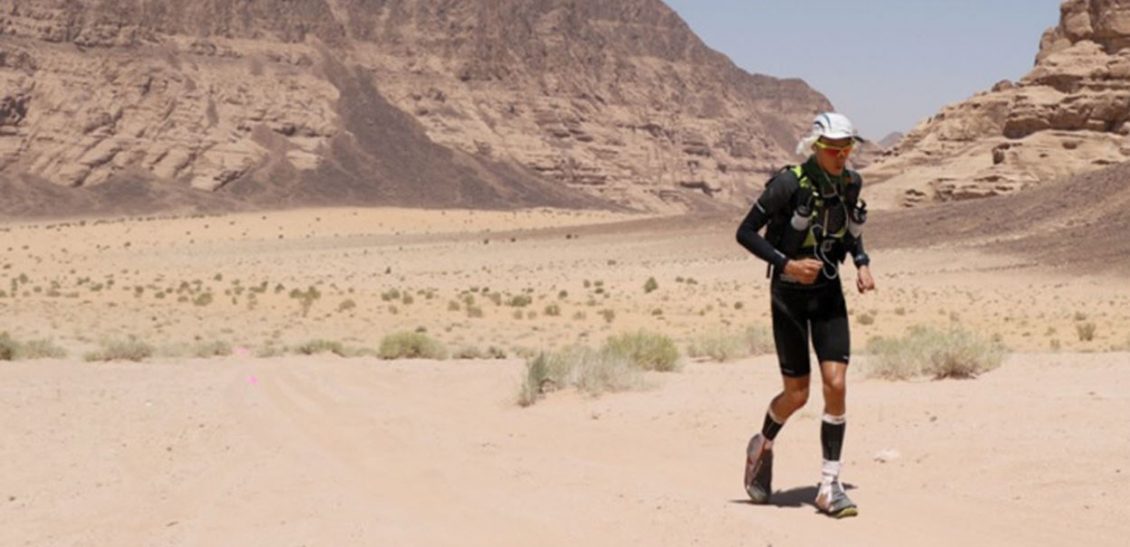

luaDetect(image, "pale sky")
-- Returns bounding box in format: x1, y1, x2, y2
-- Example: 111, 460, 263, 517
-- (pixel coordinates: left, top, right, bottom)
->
664, 0, 1064, 139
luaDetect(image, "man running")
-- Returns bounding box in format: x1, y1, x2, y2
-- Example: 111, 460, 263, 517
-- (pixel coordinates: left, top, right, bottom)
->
735, 112, 876, 518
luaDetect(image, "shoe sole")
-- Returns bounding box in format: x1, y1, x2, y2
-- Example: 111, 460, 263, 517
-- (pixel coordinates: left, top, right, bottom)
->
816, 500, 858, 519
828, 506, 858, 519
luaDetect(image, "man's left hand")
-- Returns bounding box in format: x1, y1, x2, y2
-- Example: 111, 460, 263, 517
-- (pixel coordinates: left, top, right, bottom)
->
856, 265, 876, 294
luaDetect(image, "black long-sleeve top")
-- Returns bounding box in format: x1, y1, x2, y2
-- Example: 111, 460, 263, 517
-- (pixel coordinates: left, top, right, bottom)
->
736, 159, 870, 278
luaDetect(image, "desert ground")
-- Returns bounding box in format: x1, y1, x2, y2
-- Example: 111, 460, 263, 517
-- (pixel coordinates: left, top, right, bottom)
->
2, 206, 1129, 546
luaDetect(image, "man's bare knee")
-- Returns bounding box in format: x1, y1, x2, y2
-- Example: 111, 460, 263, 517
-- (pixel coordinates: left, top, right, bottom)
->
823, 376, 846, 398
782, 385, 810, 409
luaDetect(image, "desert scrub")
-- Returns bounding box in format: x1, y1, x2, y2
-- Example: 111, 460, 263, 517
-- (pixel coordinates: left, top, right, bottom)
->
84, 339, 155, 362
1076, 322, 1097, 342
289, 286, 322, 317
192, 340, 233, 358
507, 294, 533, 307
644, 277, 659, 294
0, 332, 67, 360
603, 330, 680, 371
453, 345, 508, 360
599, 309, 615, 323
866, 326, 1004, 380
686, 326, 773, 362
293, 339, 348, 357
517, 346, 646, 407
687, 333, 744, 362
743, 325, 775, 355
378, 332, 448, 360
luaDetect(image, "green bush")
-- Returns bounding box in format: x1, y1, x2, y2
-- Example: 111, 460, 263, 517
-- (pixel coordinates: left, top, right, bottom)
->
644, 277, 659, 294
603, 330, 680, 372
378, 332, 448, 360
867, 326, 1004, 380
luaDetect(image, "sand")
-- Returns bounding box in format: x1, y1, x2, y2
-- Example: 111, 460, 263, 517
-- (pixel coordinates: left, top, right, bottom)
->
2, 354, 1127, 546
1, 206, 1129, 545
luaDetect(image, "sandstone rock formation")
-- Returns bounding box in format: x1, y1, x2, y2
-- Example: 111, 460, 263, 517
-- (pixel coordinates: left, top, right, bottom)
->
864, 0, 1130, 208
0, 0, 832, 216
877, 132, 904, 149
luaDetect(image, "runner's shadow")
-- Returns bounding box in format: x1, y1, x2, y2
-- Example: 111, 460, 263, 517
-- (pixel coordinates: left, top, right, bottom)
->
729, 483, 858, 509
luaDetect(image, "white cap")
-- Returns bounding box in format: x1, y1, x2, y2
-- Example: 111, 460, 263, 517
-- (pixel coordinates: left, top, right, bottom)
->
796, 112, 862, 156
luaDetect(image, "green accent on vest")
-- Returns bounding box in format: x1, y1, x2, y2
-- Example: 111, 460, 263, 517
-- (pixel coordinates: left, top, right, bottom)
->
790, 163, 851, 250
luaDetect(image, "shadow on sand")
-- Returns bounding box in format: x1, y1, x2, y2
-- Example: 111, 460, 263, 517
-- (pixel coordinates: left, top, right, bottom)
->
729, 483, 858, 510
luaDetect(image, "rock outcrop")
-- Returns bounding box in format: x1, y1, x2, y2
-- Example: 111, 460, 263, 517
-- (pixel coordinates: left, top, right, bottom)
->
877, 132, 903, 149
864, 0, 1130, 208
0, 0, 832, 216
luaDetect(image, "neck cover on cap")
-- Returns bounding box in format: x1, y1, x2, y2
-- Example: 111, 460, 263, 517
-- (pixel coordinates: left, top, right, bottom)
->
795, 112, 860, 156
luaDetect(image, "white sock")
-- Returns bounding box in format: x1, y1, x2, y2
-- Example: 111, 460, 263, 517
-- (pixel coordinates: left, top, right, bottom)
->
821, 459, 842, 487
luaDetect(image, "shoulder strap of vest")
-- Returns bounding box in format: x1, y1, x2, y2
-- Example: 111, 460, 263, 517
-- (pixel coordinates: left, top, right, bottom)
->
791, 164, 810, 190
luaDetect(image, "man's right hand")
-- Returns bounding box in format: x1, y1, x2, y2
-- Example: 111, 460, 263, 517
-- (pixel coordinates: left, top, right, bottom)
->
783, 258, 823, 285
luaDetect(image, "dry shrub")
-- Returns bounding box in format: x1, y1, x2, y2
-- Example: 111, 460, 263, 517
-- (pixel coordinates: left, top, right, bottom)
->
1076, 322, 1097, 342
687, 333, 745, 362
0, 332, 67, 360
192, 340, 233, 358
85, 339, 155, 362
453, 345, 507, 360
603, 330, 680, 371
867, 326, 1003, 380
378, 332, 448, 360
293, 339, 347, 357
518, 346, 646, 407
687, 326, 774, 362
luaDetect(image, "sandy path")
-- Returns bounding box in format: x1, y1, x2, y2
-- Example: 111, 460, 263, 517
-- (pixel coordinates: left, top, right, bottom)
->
2, 353, 1127, 546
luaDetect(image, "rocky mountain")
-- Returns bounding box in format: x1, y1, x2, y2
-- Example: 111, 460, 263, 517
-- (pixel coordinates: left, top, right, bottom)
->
864, 0, 1130, 208
0, 0, 831, 217
877, 132, 903, 149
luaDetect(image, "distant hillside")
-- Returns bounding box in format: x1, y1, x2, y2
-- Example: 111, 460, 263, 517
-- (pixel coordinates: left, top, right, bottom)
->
869, 160, 1130, 270
0, 0, 833, 217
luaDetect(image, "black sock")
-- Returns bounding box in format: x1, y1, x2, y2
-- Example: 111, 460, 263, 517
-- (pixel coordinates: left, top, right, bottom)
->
761, 412, 783, 441
821, 417, 846, 461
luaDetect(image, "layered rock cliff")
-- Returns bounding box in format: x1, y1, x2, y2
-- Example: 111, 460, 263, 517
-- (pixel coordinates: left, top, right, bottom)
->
0, 0, 831, 216
864, 0, 1130, 208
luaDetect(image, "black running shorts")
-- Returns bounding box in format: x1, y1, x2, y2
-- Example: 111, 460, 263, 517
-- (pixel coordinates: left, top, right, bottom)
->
770, 280, 851, 377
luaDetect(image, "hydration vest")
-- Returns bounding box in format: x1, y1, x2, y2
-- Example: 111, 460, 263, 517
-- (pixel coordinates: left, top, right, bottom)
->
766, 163, 861, 264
